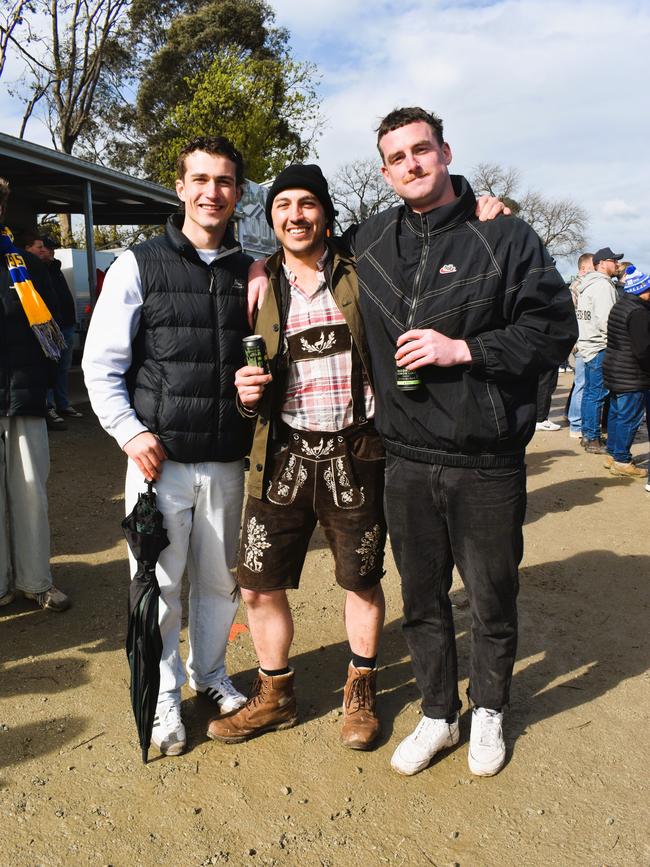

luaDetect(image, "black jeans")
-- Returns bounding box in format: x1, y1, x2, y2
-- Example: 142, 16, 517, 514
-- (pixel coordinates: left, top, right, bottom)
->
384, 455, 526, 718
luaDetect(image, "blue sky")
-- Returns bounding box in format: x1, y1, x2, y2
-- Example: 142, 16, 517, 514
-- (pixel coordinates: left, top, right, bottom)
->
270, 0, 650, 274
2, 0, 649, 275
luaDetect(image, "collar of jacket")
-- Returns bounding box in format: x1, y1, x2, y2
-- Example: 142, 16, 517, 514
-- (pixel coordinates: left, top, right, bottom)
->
164, 212, 242, 264
402, 174, 477, 237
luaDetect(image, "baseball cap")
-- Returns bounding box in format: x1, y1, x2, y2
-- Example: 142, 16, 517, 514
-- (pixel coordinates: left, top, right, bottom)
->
592, 247, 623, 266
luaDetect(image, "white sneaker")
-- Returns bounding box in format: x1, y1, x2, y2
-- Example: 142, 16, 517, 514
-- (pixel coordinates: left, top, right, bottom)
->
645, 482, 650, 493
569, 430, 582, 439
151, 702, 186, 756
197, 675, 246, 714
468, 707, 506, 776
535, 419, 561, 431
391, 714, 459, 776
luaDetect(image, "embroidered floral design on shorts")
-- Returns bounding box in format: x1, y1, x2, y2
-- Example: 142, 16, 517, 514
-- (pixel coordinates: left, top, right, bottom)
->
356, 524, 382, 576
281, 453, 297, 482
335, 457, 350, 488
300, 330, 336, 354
244, 517, 272, 572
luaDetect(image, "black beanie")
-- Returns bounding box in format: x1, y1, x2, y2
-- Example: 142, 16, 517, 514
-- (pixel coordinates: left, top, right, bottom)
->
265, 164, 335, 227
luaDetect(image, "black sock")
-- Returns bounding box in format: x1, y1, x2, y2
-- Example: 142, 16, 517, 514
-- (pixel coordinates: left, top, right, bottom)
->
260, 666, 290, 677
351, 652, 377, 670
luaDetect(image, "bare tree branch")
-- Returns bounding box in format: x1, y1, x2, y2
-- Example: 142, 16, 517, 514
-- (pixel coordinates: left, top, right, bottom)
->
471, 162, 588, 258
330, 158, 399, 231
0, 0, 32, 79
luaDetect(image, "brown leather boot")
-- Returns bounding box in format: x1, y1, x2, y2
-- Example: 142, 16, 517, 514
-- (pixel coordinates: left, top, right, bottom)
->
340, 663, 380, 750
206, 670, 297, 744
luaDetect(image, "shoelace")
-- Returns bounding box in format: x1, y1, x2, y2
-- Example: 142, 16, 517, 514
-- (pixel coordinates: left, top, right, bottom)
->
345, 673, 374, 713
413, 716, 450, 742
245, 676, 267, 709
475, 711, 501, 747
213, 677, 241, 700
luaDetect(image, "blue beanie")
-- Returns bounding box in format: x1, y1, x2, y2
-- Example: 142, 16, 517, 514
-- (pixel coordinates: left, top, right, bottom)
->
623, 265, 650, 295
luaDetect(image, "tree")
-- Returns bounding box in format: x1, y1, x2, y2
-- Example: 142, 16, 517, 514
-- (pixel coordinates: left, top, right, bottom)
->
96, 0, 320, 181
12, 0, 131, 153
330, 158, 399, 231
471, 162, 588, 258
0, 0, 31, 80
149, 48, 319, 186
8, 0, 132, 241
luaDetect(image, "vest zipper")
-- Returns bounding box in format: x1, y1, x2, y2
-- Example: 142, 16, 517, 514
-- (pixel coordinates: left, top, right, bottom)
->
406, 212, 430, 329
209, 264, 221, 448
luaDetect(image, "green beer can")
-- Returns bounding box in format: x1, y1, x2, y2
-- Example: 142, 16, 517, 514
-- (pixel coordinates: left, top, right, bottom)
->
396, 365, 421, 391
243, 335, 269, 373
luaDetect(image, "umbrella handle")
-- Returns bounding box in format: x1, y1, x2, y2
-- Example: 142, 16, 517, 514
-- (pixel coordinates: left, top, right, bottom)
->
146, 479, 155, 495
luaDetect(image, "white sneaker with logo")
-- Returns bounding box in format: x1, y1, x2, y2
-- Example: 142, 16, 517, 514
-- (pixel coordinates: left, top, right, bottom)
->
535, 419, 561, 431
468, 707, 506, 776
151, 702, 186, 756
391, 714, 459, 776
197, 675, 247, 714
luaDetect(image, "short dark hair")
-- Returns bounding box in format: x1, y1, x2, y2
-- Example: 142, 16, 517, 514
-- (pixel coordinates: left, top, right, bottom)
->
376, 107, 445, 160
175, 136, 246, 187
21, 229, 43, 249
0, 177, 10, 220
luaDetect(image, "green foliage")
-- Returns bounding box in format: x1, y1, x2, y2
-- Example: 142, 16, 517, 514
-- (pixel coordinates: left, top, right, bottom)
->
135, 0, 287, 125
148, 49, 320, 186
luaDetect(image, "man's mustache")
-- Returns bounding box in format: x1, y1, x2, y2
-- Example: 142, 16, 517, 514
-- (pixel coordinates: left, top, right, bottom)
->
402, 169, 430, 184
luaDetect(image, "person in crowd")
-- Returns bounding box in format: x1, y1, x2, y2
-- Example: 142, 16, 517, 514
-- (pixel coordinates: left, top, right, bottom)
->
344, 107, 576, 778
535, 366, 561, 431
566, 253, 594, 438
602, 265, 650, 479
614, 260, 633, 292
83, 137, 253, 757
23, 232, 82, 429
576, 246, 623, 453
0, 178, 70, 612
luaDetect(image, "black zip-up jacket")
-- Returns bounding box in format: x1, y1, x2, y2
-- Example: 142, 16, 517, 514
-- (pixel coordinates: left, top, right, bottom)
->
47, 258, 76, 327
603, 293, 650, 394
347, 176, 577, 467
128, 215, 253, 463
1, 249, 57, 417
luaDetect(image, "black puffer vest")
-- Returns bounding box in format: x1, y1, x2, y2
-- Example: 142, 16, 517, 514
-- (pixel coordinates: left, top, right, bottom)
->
0, 250, 56, 417
128, 215, 253, 463
604, 294, 650, 393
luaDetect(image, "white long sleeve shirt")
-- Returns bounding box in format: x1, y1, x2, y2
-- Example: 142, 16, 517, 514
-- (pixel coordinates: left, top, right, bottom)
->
82, 246, 222, 449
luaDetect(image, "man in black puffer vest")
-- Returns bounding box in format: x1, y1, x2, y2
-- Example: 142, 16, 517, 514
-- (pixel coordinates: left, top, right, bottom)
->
603, 265, 650, 479
83, 137, 253, 757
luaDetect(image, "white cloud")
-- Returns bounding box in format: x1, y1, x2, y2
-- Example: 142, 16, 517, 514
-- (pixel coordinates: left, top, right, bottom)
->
601, 199, 640, 219
270, 0, 650, 269
2, 0, 649, 269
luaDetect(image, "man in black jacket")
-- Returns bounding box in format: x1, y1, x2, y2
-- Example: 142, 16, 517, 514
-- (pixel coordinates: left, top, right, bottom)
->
83, 137, 253, 757
0, 178, 70, 612
23, 232, 83, 429
347, 107, 577, 778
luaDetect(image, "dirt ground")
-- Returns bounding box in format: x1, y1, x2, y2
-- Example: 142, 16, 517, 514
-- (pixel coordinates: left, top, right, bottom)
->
1, 370, 649, 867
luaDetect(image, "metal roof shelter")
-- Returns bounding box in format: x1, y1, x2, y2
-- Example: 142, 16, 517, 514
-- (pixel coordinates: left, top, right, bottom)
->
0, 132, 178, 303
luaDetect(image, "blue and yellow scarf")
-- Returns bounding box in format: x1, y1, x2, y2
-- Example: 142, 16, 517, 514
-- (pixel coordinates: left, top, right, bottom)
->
0, 225, 65, 361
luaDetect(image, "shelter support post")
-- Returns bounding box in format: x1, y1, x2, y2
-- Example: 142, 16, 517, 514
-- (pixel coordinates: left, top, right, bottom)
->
82, 180, 97, 307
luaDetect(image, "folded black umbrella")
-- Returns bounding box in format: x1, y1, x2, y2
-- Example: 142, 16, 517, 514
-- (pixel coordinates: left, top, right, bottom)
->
122, 479, 169, 763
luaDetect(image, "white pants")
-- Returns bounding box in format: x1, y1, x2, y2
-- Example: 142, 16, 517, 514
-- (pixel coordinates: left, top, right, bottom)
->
125, 458, 245, 706
0, 416, 53, 597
